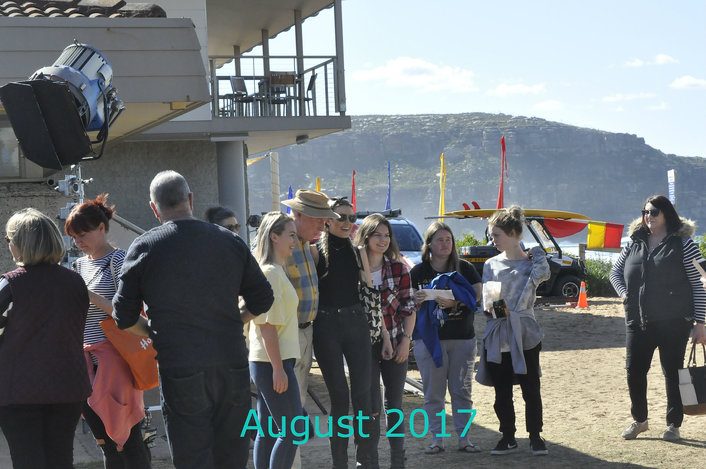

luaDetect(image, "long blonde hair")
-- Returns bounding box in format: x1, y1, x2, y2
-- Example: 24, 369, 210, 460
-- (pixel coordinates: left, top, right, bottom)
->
6, 208, 65, 266
254, 212, 294, 266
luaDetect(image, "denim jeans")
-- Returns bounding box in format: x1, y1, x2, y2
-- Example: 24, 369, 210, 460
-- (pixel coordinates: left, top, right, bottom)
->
82, 401, 150, 469
370, 341, 409, 469
249, 358, 305, 469
313, 305, 374, 469
159, 364, 251, 469
484, 343, 543, 437
0, 401, 83, 469
414, 338, 477, 444
626, 319, 692, 426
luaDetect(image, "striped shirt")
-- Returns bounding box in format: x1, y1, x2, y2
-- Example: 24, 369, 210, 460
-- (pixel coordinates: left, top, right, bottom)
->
610, 238, 706, 323
74, 249, 126, 344
285, 239, 318, 323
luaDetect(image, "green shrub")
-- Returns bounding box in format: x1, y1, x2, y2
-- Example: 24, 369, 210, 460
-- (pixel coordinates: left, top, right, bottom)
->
695, 234, 706, 259
456, 233, 484, 252
584, 258, 617, 297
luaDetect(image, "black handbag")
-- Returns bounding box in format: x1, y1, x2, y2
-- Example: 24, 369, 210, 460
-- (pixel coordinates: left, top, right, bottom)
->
678, 343, 706, 415
355, 246, 383, 344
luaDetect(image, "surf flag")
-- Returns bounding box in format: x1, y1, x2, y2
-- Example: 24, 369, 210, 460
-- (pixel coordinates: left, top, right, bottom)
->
438, 153, 446, 221
286, 185, 293, 214
496, 136, 507, 209
316, 177, 321, 192
587, 221, 624, 249
351, 170, 357, 212
385, 161, 391, 210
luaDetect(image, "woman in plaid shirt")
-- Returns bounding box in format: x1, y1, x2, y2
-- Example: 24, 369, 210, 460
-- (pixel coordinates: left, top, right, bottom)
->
354, 214, 416, 469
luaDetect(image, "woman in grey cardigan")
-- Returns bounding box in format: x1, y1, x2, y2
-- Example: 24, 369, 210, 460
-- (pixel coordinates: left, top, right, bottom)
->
476, 206, 551, 457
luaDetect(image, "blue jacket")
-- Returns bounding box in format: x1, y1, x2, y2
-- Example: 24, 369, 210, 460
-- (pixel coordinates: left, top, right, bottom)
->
412, 271, 477, 367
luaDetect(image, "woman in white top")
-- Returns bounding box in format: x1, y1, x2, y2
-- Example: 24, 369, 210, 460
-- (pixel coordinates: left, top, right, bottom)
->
249, 211, 304, 469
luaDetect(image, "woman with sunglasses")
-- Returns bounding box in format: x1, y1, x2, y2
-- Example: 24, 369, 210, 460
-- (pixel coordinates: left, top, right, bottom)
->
353, 213, 415, 469
65, 195, 151, 469
610, 195, 706, 441
310, 197, 375, 469
205, 206, 240, 233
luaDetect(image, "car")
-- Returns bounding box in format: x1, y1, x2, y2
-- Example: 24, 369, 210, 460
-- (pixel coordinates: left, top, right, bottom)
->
354, 209, 424, 266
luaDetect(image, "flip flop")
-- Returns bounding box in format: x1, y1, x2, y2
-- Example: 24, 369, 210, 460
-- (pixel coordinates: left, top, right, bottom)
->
458, 443, 481, 453
424, 444, 445, 455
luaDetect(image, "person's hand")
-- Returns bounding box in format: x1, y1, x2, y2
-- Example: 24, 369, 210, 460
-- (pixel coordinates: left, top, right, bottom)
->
435, 298, 458, 310
381, 335, 394, 361
693, 323, 706, 345
272, 368, 288, 394
394, 337, 410, 364
414, 289, 427, 306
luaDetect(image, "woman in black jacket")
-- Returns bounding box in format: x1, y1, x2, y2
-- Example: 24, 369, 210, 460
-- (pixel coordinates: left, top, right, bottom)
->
610, 195, 706, 442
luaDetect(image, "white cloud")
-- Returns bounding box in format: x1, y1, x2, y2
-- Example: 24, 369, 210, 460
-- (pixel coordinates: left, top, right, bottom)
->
352, 57, 477, 93
623, 54, 678, 67
615, 106, 625, 113
602, 92, 657, 103
647, 102, 669, 111
533, 100, 563, 111
669, 75, 706, 90
653, 54, 678, 65
487, 82, 545, 96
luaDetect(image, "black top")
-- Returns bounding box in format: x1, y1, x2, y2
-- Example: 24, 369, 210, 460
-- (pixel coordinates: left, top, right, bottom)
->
0, 264, 91, 406
113, 219, 274, 370
316, 234, 360, 309
410, 259, 481, 340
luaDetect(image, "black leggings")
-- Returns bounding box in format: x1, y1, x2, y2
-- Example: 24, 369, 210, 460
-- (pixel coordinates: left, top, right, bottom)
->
82, 401, 151, 469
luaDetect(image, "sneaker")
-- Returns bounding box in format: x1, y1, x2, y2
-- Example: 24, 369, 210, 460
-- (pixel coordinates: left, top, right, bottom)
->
621, 420, 648, 440
490, 436, 518, 455
530, 436, 549, 456
663, 424, 680, 441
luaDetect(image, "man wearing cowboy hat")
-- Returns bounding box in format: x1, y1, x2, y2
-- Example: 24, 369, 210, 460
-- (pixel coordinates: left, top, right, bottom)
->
281, 190, 338, 468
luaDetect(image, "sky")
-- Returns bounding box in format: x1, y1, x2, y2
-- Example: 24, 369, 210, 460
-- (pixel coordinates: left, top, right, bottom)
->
260, 0, 706, 157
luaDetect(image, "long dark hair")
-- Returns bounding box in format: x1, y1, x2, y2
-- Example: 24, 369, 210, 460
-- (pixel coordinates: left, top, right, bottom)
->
641, 194, 681, 233
353, 213, 400, 261
421, 221, 459, 272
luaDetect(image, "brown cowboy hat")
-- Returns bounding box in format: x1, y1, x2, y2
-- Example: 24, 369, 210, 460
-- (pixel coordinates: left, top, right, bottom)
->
281, 190, 340, 219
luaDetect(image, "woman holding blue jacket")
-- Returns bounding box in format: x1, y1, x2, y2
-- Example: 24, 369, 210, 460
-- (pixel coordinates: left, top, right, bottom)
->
410, 222, 482, 455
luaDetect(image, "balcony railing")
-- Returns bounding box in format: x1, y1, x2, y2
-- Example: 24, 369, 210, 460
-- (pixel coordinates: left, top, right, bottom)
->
208, 55, 340, 119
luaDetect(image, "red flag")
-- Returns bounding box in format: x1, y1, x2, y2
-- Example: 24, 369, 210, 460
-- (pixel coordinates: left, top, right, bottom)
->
351, 170, 357, 212
496, 136, 507, 209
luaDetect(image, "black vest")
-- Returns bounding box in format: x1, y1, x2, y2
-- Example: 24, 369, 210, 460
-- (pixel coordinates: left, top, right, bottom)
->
623, 229, 693, 329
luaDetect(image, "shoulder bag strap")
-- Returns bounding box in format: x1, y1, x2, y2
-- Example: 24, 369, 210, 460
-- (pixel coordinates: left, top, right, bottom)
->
108, 251, 118, 291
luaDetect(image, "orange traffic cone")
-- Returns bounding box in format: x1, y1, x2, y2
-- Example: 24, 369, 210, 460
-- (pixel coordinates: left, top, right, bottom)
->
576, 281, 588, 308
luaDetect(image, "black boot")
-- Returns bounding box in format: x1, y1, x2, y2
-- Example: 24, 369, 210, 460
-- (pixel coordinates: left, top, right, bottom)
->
389, 447, 405, 469
330, 435, 348, 469
355, 414, 376, 469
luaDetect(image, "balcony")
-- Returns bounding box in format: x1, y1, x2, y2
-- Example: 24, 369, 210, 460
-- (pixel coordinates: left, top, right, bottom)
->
209, 55, 341, 119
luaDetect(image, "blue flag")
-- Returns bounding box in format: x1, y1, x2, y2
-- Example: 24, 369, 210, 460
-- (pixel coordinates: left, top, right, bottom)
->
385, 161, 391, 210
286, 185, 293, 214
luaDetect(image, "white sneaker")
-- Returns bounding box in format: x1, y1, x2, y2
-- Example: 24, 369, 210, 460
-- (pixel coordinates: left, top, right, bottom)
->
663, 424, 680, 441
621, 420, 648, 440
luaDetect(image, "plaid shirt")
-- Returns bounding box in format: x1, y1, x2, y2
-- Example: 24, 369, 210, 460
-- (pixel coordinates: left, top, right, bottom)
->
286, 239, 319, 323
379, 257, 416, 349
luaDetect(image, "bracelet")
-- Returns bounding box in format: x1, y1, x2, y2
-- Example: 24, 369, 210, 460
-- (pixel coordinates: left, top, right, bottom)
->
401, 332, 412, 340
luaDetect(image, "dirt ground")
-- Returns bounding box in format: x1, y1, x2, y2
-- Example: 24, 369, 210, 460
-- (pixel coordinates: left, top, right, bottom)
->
79, 297, 706, 469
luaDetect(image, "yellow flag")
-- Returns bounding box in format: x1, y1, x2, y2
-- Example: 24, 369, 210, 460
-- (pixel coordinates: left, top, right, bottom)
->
587, 221, 607, 249
438, 153, 446, 221
316, 177, 321, 192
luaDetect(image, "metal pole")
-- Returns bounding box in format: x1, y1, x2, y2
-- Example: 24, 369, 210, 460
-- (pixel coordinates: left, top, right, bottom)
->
270, 152, 280, 212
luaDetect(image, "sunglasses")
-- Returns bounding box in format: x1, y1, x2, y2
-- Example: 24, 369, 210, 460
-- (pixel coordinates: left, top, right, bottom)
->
224, 224, 241, 233
641, 209, 660, 217
4, 235, 10, 244
335, 214, 357, 223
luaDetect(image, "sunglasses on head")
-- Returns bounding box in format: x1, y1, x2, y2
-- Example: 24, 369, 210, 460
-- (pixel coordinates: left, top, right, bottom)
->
641, 209, 660, 217
335, 214, 357, 223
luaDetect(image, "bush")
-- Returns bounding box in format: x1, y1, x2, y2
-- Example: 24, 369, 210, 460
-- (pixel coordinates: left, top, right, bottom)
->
456, 233, 484, 251
695, 233, 706, 259
584, 258, 617, 297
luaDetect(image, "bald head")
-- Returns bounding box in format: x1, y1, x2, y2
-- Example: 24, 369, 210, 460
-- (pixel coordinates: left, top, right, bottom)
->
149, 170, 193, 222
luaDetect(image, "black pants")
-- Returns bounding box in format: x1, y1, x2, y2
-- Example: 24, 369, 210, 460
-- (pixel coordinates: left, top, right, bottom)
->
625, 319, 692, 426
485, 343, 543, 438
0, 401, 82, 469
313, 305, 374, 469
82, 401, 151, 469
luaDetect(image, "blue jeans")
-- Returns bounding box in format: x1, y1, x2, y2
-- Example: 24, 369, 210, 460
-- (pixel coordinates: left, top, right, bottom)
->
159, 364, 251, 469
414, 338, 477, 443
0, 401, 83, 469
249, 358, 305, 469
